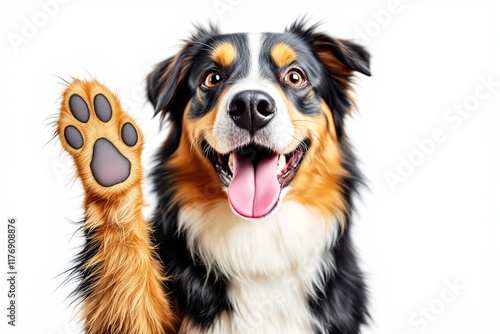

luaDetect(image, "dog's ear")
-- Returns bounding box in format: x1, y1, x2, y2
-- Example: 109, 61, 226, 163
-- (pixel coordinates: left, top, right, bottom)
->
288, 20, 370, 80
147, 24, 220, 121
315, 35, 371, 139
311, 34, 371, 79
146, 43, 193, 120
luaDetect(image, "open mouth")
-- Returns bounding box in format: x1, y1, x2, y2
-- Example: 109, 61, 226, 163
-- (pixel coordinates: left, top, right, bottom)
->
202, 139, 310, 218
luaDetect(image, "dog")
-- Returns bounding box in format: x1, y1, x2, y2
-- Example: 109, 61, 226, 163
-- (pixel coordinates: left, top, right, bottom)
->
57, 20, 370, 334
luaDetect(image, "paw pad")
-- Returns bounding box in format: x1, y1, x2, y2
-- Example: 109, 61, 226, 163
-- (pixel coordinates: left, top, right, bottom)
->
69, 94, 90, 123
121, 122, 138, 147
91, 138, 131, 187
64, 125, 84, 149
62, 88, 140, 188
94, 94, 112, 122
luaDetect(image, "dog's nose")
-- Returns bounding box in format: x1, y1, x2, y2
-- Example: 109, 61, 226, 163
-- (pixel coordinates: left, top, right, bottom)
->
228, 90, 276, 135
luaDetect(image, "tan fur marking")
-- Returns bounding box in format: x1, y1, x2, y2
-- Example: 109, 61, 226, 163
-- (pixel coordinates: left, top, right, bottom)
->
58, 80, 176, 334
212, 42, 237, 67
276, 85, 349, 227
162, 91, 231, 210
270, 42, 296, 68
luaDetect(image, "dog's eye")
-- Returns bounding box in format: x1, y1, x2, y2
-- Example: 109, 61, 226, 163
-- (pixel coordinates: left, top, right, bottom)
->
203, 71, 223, 88
284, 69, 306, 87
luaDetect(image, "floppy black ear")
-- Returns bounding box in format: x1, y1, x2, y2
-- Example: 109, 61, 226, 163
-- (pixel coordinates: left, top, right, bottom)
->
288, 19, 371, 76
311, 34, 371, 78
146, 43, 193, 120
146, 24, 221, 121
288, 20, 370, 79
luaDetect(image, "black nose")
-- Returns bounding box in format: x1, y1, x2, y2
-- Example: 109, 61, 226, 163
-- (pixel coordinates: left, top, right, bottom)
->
228, 90, 276, 135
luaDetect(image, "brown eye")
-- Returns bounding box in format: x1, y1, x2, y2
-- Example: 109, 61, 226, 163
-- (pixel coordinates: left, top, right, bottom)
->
284, 69, 306, 87
204, 71, 223, 88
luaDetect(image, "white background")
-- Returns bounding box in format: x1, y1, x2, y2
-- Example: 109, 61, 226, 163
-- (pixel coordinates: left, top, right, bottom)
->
2, 0, 499, 333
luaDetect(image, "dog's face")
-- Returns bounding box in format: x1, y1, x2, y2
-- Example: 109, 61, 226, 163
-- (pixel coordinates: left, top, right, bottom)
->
147, 22, 370, 220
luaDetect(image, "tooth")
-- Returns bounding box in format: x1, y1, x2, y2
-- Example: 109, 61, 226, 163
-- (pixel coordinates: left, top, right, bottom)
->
228, 153, 234, 173
277, 154, 286, 174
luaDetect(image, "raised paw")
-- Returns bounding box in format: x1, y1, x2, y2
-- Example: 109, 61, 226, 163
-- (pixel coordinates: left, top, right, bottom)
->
58, 80, 143, 196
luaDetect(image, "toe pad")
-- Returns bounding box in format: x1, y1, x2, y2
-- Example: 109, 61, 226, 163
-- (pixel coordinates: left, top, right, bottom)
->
69, 94, 90, 123
121, 122, 138, 147
64, 126, 84, 149
94, 94, 112, 122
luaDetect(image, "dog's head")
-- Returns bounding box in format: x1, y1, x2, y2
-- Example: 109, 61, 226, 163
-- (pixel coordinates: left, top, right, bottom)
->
147, 21, 370, 221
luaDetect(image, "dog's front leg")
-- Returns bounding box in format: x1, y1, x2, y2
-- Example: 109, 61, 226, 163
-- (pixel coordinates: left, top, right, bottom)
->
57, 80, 175, 334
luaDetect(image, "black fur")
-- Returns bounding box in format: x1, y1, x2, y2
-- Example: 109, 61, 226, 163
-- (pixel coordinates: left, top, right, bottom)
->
148, 20, 370, 333
64, 223, 101, 306
309, 135, 370, 334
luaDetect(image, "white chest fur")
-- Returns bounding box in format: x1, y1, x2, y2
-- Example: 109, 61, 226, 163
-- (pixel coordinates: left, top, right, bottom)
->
178, 201, 338, 333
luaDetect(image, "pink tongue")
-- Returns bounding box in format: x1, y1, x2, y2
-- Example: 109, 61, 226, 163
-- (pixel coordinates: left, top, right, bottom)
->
228, 152, 280, 218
